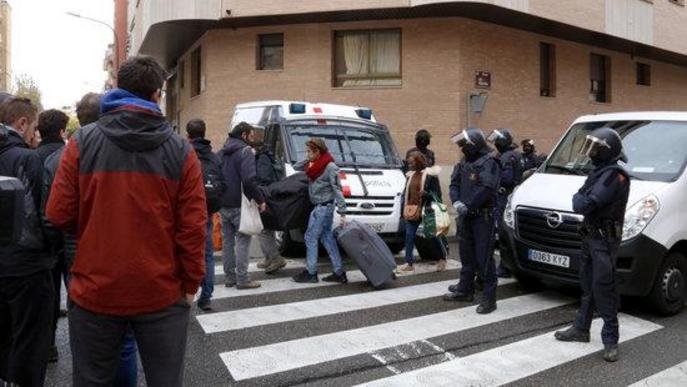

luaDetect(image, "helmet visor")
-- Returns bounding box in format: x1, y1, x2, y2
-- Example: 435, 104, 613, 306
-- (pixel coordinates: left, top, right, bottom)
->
451, 130, 473, 148
579, 135, 610, 158
487, 130, 504, 144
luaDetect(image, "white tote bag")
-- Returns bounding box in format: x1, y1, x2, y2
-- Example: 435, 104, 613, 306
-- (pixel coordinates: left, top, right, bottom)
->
239, 189, 264, 235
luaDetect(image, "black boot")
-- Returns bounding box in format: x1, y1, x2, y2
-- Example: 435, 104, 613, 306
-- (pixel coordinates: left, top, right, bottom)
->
443, 291, 474, 302
476, 299, 497, 314
322, 271, 348, 284
292, 270, 318, 283
554, 326, 591, 343
603, 344, 619, 362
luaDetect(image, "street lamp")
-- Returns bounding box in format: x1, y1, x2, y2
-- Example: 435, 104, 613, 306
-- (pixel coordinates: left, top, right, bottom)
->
66, 11, 119, 78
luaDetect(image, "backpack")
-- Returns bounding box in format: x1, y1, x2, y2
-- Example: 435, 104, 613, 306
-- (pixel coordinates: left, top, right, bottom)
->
203, 163, 222, 214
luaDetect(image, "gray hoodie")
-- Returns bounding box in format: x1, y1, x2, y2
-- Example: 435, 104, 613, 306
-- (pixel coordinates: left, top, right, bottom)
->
294, 160, 347, 215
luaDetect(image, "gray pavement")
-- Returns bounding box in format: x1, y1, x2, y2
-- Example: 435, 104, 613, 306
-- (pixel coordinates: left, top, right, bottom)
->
45, 241, 687, 386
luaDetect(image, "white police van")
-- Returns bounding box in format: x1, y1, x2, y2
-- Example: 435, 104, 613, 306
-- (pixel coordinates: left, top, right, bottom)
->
500, 112, 687, 315
230, 101, 406, 255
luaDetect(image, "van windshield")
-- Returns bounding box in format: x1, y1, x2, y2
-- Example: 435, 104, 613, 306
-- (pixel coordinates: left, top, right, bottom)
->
545, 120, 687, 182
285, 123, 402, 168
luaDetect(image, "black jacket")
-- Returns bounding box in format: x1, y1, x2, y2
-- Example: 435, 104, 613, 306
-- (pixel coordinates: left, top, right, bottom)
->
36, 139, 65, 163
218, 137, 265, 208
256, 148, 280, 187
0, 126, 54, 277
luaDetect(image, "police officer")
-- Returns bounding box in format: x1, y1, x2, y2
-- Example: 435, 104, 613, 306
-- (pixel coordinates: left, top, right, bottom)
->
488, 128, 524, 278
444, 128, 501, 314
521, 139, 546, 171
554, 127, 630, 363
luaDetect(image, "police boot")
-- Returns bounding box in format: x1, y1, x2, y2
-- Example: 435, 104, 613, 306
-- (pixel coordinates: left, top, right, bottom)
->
443, 290, 474, 302
554, 326, 590, 343
476, 298, 497, 314
603, 344, 619, 362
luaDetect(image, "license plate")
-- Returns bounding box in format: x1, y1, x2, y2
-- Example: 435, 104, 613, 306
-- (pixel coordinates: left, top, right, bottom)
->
369, 223, 384, 233
528, 249, 570, 268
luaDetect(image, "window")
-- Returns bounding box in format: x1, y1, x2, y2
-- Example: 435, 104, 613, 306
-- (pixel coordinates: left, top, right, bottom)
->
334, 29, 401, 87
257, 34, 284, 70
190, 47, 202, 97
540, 42, 556, 97
179, 60, 185, 89
636, 63, 651, 86
590, 53, 611, 103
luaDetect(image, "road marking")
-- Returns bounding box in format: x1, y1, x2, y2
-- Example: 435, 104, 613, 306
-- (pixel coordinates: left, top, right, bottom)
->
220, 292, 574, 381
629, 360, 687, 387
198, 278, 514, 333
359, 314, 662, 387
206, 260, 459, 300
213, 259, 306, 275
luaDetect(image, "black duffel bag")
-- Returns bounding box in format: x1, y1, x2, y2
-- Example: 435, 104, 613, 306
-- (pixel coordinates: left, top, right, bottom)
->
260, 173, 313, 231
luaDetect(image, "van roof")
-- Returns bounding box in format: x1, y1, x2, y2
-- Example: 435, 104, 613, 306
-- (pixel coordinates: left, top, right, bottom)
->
574, 111, 687, 124
234, 100, 377, 123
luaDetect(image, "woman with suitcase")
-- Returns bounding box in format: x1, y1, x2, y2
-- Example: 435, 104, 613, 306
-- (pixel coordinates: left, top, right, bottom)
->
398, 152, 447, 274
291, 138, 349, 284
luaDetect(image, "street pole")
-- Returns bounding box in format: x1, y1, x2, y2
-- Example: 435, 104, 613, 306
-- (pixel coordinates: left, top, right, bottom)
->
66, 11, 119, 81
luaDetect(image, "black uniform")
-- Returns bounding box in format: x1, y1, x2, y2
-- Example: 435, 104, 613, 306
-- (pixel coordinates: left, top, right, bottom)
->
449, 149, 501, 304
572, 162, 630, 345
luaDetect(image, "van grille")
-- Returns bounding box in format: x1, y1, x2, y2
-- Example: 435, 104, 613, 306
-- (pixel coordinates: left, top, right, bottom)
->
516, 208, 583, 251
344, 197, 396, 216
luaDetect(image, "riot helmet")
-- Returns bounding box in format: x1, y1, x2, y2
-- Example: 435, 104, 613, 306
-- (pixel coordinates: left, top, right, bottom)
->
415, 129, 431, 150
521, 139, 535, 155
487, 128, 515, 153
579, 127, 625, 165
451, 128, 487, 159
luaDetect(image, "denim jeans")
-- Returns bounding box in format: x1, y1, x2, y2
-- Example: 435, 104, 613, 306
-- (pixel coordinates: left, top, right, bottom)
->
199, 217, 215, 303
220, 207, 252, 284
404, 221, 420, 265
113, 329, 138, 387
304, 204, 343, 275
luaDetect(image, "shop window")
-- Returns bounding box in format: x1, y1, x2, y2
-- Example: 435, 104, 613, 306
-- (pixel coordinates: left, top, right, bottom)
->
334, 29, 401, 87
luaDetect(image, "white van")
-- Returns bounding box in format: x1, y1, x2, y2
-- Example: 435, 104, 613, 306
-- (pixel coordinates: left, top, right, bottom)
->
500, 112, 687, 315
230, 101, 406, 255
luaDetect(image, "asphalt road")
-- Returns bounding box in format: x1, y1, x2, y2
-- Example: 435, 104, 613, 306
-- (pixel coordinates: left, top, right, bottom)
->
45, 241, 687, 386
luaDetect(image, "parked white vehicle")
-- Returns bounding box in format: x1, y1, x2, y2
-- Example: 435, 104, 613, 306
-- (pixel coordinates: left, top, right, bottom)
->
230, 101, 406, 255
500, 112, 687, 315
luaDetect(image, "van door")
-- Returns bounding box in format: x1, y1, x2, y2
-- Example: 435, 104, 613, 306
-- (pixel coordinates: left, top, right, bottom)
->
265, 123, 286, 179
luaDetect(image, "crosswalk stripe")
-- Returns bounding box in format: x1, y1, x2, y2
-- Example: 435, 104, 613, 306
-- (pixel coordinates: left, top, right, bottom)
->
207, 260, 460, 300
213, 259, 306, 275
198, 278, 514, 333
359, 314, 663, 387
628, 360, 687, 387
219, 291, 574, 381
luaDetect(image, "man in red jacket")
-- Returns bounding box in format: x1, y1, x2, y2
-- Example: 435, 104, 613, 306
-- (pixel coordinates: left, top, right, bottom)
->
47, 56, 206, 387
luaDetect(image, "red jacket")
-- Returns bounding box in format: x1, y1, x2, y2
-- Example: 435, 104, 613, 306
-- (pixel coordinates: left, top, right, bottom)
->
47, 104, 207, 316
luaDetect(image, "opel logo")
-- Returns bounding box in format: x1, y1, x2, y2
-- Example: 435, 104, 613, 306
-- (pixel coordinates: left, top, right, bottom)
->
546, 212, 564, 229
359, 202, 375, 210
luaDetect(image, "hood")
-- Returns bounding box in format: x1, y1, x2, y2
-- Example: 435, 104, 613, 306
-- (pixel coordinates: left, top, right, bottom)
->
221, 137, 250, 157
512, 172, 668, 212
97, 89, 171, 152
191, 138, 213, 157
0, 126, 27, 154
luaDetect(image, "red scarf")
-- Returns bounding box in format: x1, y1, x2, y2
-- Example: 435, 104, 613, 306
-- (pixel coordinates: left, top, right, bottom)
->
305, 152, 335, 180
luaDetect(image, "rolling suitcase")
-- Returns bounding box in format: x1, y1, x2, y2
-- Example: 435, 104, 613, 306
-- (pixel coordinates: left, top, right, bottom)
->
335, 220, 397, 288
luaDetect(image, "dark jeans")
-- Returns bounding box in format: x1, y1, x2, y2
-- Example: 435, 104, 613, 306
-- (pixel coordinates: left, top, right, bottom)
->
52, 252, 69, 346
0, 270, 55, 387
199, 217, 215, 303
69, 300, 190, 387
457, 213, 498, 301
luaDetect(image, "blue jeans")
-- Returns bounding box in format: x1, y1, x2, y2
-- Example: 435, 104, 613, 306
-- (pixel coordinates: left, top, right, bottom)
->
305, 204, 343, 275
199, 217, 215, 303
113, 328, 138, 387
404, 221, 420, 264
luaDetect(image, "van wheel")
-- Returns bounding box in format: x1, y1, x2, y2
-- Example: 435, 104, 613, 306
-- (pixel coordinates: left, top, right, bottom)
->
512, 271, 542, 291
647, 252, 686, 316
276, 231, 305, 258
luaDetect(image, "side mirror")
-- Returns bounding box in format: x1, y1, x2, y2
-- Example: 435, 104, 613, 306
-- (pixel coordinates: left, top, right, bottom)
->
0, 176, 25, 246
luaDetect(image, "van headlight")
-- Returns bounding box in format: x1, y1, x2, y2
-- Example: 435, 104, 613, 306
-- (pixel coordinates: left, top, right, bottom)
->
622, 194, 660, 241
504, 194, 515, 229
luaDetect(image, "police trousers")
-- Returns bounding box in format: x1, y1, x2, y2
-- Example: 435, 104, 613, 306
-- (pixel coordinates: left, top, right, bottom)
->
574, 235, 620, 345
456, 212, 498, 301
